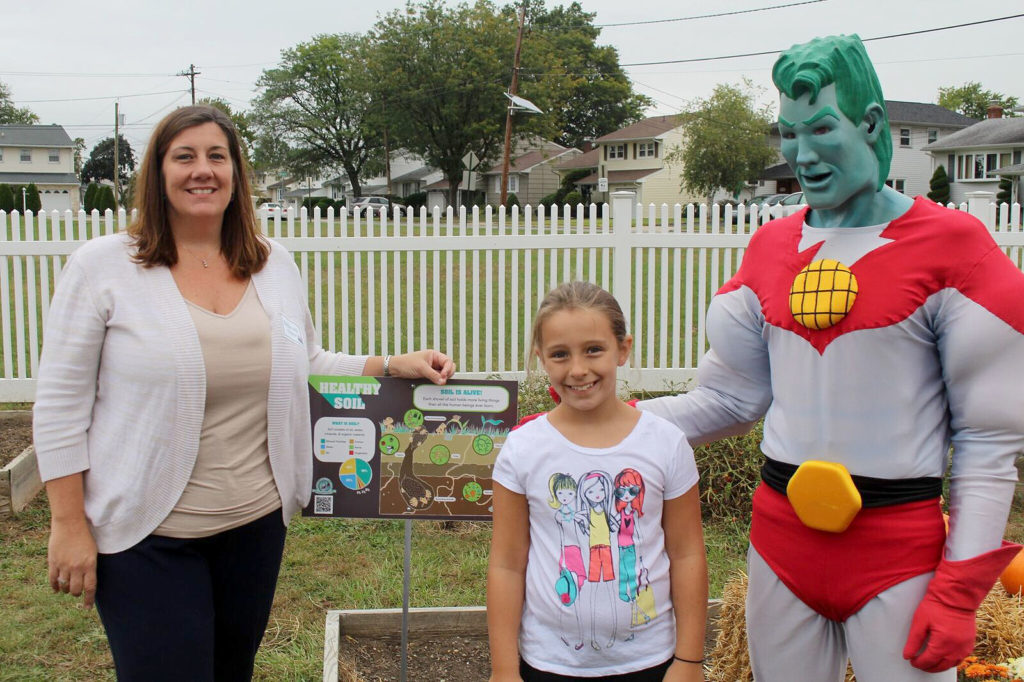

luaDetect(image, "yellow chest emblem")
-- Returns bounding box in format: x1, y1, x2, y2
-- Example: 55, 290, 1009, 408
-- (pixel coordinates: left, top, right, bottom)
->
789, 258, 859, 330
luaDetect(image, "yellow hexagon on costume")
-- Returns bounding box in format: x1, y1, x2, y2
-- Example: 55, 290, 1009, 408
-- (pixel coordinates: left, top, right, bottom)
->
786, 461, 863, 533
789, 259, 858, 330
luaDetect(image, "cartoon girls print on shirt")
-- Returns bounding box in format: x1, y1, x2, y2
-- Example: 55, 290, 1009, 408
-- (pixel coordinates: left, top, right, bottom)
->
614, 468, 646, 639
549, 472, 586, 650
577, 470, 619, 650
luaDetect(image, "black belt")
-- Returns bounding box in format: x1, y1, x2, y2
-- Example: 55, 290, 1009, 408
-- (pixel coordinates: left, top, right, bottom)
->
761, 457, 942, 508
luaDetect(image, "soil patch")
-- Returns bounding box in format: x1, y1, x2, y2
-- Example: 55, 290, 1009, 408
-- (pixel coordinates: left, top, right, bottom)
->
337, 634, 490, 682
0, 412, 33, 468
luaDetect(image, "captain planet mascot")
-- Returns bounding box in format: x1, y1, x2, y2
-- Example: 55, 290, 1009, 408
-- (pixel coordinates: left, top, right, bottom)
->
639, 34, 1024, 680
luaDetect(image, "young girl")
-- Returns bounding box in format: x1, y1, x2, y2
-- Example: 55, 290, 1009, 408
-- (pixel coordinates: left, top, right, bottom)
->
488, 281, 708, 682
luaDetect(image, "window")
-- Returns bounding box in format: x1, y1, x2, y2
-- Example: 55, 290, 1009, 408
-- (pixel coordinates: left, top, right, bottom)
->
955, 152, 1009, 180
607, 144, 625, 160
899, 129, 911, 146
20, 149, 31, 162
0, 149, 4, 162
49, 149, 60, 163
492, 174, 518, 193
885, 179, 906, 193
637, 142, 656, 158
927, 130, 938, 144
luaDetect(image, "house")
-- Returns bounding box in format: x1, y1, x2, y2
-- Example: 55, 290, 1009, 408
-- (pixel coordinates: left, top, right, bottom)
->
569, 115, 703, 206
481, 141, 580, 207
923, 105, 1024, 205
764, 101, 976, 198
0, 124, 80, 211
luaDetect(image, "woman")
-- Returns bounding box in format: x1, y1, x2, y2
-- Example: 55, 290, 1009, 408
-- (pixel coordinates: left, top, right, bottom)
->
33, 105, 453, 681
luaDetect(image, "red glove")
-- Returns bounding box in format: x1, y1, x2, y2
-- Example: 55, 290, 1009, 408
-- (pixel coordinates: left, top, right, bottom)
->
903, 541, 1021, 672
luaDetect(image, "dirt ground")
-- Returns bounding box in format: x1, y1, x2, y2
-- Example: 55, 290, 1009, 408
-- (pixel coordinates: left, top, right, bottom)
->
338, 634, 491, 682
0, 411, 33, 468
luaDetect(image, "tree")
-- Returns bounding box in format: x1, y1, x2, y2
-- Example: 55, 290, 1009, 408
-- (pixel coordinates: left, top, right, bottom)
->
197, 97, 255, 165
937, 82, 1019, 120
24, 183, 41, 213
0, 81, 39, 124
73, 137, 86, 177
521, 1, 652, 150
81, 136, 136, 187
927, 165, 950, 205
253, 34, 385, 198
668, 80, 776, 203
0, 185, 13, 212
368, 0, 579, 206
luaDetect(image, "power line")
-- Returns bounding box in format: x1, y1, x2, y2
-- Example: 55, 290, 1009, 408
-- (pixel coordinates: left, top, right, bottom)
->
596, 0, 827, 28
16, 89, 186, 104
621, 12, 1024, 67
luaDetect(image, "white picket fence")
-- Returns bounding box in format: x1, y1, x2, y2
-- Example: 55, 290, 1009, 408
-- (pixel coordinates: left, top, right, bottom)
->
0, 191, 1021, 401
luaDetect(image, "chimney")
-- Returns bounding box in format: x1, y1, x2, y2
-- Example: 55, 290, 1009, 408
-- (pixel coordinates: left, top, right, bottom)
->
987, 100, 1003, 119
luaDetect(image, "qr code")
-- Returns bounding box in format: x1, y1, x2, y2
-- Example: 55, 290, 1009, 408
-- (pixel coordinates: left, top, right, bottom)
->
313, 495, 333, 515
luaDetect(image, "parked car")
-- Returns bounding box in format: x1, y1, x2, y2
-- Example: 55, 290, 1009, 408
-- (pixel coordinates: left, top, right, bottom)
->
258, 202, 288, 217
779, 191, 808, 216
729, 193, 788, 223
350, 196, 391, 212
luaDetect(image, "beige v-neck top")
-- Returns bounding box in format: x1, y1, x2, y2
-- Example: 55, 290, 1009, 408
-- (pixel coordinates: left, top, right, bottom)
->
155, 281, 281, 537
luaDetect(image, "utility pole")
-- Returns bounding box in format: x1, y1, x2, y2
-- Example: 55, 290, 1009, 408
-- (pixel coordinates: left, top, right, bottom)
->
178, 64, 200, 104
113, 101, 120, 210
499, 1, 527, 208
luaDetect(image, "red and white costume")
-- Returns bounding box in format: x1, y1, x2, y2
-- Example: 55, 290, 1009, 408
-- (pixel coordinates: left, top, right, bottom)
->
641, 197, 1024, 680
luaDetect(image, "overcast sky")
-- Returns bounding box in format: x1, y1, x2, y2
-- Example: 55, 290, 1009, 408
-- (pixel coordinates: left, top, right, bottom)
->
4, 0, 1022, 155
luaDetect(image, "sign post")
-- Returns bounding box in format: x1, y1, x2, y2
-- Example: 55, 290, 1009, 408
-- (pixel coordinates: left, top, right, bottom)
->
304, 376, 517, 681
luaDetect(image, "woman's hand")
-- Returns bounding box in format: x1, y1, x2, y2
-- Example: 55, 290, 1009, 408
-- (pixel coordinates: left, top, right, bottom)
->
389, 350, 455, 384
48, 516, 98, 608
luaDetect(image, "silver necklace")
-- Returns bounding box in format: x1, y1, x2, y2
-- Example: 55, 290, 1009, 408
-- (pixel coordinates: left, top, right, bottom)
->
181, 243, 215, 268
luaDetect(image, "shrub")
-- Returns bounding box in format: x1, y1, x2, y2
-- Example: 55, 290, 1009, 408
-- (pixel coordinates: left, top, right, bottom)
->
537, 193, 559, 211
84, 182, 100, 212
96, 185, 117, 213
516, 372, 557, 421
927, 165, 950, 205
997, 176, 1013, 204
7, 184, 24, 211
505, 193, 520, 209
692, 421, 764, 522
562, 190, 583, 216
0, 184, 13, 212
315, 197, 333, 213
403, 192, 427, 211
24, 183, 42, 213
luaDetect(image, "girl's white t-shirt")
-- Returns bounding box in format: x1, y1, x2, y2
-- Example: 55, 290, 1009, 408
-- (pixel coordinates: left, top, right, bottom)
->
492, 410, 699, 677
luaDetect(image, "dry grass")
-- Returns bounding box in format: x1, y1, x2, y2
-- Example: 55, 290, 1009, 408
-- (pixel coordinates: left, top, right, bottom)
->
975, 588, 1024, 664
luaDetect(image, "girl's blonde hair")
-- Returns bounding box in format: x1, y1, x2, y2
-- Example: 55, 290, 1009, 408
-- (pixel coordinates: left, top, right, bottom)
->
528, 281, 628, 368
548, 472, 577, 509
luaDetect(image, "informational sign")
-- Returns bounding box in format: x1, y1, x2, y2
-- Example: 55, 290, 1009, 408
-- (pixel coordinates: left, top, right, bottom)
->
303, 376, 517, 521
598, 177, 608, 192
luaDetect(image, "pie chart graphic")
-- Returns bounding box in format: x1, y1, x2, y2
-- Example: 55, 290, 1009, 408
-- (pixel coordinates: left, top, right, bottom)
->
339, 457, 373, 491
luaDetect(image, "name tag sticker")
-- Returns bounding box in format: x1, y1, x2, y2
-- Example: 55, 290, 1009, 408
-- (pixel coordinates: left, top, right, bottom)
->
281, 314, 304, 347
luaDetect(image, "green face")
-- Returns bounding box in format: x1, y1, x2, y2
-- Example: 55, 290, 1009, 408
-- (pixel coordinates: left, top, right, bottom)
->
778, 84, 879, 213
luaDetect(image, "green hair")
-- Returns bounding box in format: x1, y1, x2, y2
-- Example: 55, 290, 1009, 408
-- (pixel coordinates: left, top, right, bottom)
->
772, 34, 892, 190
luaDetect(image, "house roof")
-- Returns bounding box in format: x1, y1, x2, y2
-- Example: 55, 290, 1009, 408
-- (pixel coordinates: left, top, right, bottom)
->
0, 124, 75, 148
885, 101, 977, 127
556, 147, 599, 171
594, 116, 682, 143
992, 162, 1024, 176
923, 118, 1024, 151
0, 172, 79, 185
484, 143, 573, 175
392, 167, 434, 183
761, 162, 794, 180
575, 168, 661, 185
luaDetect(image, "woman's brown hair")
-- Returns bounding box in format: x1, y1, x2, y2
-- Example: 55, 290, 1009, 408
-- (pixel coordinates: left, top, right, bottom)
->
128, 105, 269, 277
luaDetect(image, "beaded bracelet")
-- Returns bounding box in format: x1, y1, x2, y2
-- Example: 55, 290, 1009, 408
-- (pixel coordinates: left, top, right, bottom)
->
673, 655, 705, 664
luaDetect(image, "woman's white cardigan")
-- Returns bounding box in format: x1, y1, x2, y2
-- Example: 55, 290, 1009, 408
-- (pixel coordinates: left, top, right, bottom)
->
33, 234, 367, 553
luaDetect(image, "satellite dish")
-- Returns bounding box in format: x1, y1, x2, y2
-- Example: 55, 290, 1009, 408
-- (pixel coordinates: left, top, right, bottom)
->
504, 92, 543, 115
